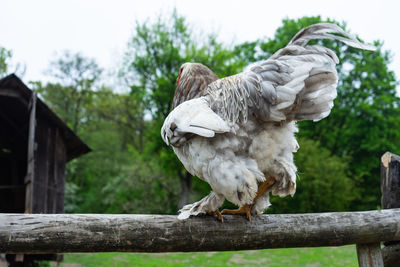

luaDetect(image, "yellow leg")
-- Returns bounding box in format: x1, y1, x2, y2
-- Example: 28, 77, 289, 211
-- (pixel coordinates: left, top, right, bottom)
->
221, 176, 276, 222
208, 210, 224, 222
253, 176, 276, 203
221, 204, 252, 222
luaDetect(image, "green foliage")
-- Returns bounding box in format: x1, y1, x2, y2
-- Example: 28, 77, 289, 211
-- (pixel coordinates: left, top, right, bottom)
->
64, 182, 82, 213
0, 46, 12, 78
0, 46, 25, 77
35, 52, 127, 213
41, 51, 102, 133
47, 51, 102, 89
122, 10, 246, 120
31, 260, 50, 267
0, 47, 11, 76
37, 49, 183, 214
101, 153, 180, 214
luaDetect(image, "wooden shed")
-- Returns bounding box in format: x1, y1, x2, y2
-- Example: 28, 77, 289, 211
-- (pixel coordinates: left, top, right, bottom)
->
0, 74, 90, 264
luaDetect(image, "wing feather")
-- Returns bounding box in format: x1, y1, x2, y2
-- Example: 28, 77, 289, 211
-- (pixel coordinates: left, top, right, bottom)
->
205, 23, 374, 124
163, 23, 375, 146
161, 97, 231, 146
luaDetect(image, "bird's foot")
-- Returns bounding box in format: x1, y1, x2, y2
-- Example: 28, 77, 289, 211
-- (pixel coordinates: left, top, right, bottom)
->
221, 204, 252, 222
253, 176, 276, 203
219, 177, 276, 222
207, 210, 224, 222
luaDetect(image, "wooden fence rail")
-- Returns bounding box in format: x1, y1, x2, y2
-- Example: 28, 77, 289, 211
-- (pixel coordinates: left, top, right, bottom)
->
2, 151, 400, 267
1, 209, 400, 254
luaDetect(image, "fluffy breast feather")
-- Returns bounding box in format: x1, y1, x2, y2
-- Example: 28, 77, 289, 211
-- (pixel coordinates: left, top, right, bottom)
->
173, 118, 299, 206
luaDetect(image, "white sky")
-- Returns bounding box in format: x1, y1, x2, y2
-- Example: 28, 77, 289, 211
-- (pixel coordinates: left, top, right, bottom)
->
1, 0, 399, 89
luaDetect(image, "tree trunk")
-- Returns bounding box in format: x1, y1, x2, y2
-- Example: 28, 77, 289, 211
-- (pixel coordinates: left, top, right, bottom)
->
177, 171, 192, 210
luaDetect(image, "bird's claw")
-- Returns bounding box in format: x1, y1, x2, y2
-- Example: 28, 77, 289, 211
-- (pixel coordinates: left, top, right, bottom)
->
207, 210, 224, 222
221, 204, 252, 222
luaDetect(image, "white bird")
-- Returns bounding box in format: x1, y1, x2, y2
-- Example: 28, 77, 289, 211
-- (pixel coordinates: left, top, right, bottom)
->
161, 23, 375, 221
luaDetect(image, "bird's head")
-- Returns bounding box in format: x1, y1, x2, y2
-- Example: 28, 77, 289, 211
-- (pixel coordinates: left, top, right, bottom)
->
173, 62, 218, 109
176, 63, 215, 85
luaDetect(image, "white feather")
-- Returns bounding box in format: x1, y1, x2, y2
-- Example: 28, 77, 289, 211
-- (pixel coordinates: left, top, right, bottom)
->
161, 97, 231, 146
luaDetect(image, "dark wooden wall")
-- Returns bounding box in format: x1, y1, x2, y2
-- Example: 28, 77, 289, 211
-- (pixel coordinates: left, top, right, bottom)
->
31, 116, 66, 214
0, 96, 28, 213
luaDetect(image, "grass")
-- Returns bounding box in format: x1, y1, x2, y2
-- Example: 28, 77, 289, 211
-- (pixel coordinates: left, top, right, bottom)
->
59, 245, 358, 267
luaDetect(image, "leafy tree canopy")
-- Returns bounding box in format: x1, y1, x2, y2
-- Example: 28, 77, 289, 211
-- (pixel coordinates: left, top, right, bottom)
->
0, 46, 12, 78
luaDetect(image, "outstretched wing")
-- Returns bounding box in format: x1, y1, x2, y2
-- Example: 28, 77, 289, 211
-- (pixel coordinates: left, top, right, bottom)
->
206, 23, 375, 124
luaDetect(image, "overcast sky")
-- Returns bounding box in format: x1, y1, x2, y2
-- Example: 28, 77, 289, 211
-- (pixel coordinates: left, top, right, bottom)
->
1, 0, 399, 89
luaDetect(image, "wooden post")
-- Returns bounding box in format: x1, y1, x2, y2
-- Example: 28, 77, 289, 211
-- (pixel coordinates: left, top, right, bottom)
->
356, 243, 383, 267
24, 91, 37, 214
381, 152, 400, 266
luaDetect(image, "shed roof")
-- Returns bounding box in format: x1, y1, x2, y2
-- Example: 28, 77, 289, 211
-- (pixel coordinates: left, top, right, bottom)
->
0, 74, 91, 161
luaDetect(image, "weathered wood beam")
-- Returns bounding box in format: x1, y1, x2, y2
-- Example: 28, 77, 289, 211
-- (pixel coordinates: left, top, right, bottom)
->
382, 243, 400, 267
24, 91, 37, 214
381, 152, 400, 267
356, 243, 383, 267
381, 152, 400, 209
1, 209, 400, 254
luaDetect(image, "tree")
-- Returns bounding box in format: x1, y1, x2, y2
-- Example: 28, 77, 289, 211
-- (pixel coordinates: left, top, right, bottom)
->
42, 51, 103, 133
35, 52, 116, 213
0, 46, 12, 78
0, 46, 25, 78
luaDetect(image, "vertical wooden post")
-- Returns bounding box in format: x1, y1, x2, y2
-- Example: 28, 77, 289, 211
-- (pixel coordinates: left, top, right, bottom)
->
356, 243, 384, 267
24, 91, 37, 214
353, 152, 400, 267
381, 152, 400, 266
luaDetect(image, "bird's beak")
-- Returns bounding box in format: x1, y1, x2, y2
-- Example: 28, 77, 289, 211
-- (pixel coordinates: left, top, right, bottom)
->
161, 126, 169, 146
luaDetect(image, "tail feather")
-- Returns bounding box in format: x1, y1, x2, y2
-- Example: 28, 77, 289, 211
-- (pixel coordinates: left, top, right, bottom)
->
204, 23, 375, 126
289, 23, 376, 51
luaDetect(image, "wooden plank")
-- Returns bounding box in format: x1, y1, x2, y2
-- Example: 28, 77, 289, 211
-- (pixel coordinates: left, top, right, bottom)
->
43, 125, 53, 213
381, 152, 400, 209
54, 128, 66, 213
381, 152, 400, 266
356, 243, 383, 267
24, 91, 37, 214
0, 89, 28, 105
0, 111, 26, 140
1, 209, 400, 253
32, 117, 48, 213
0, 185, 25, 190
382, 243, 400, 267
